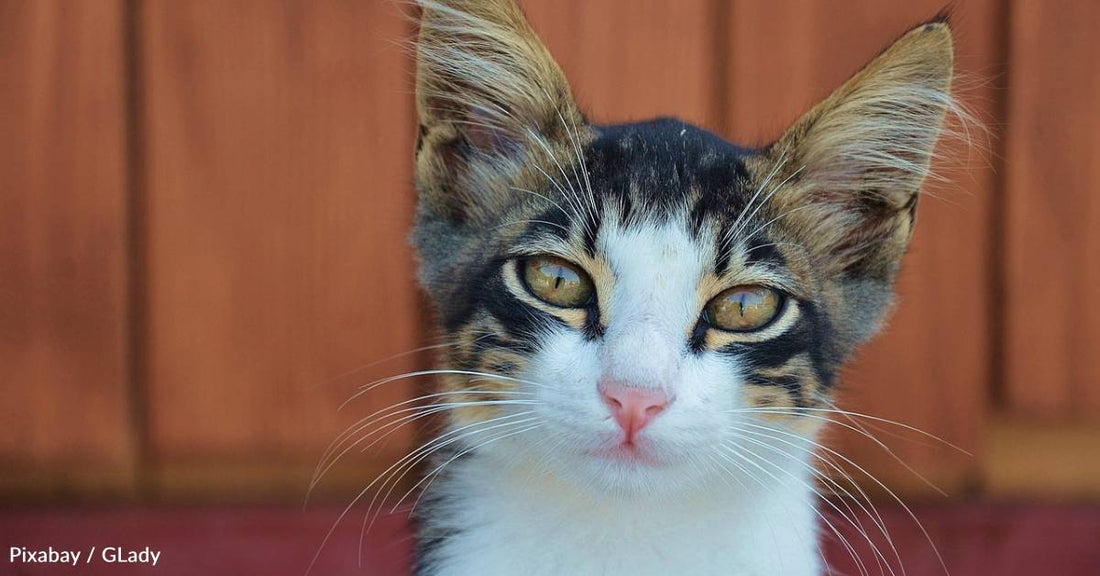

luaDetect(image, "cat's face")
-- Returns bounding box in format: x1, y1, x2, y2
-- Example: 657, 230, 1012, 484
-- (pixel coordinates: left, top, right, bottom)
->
411, 0, 953, 494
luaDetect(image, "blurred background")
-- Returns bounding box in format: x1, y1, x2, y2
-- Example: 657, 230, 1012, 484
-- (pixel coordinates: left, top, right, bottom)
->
1, 0, 1098, 574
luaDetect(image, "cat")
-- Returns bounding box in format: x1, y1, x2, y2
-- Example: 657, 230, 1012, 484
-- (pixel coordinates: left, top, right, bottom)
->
407, 0, 956, 574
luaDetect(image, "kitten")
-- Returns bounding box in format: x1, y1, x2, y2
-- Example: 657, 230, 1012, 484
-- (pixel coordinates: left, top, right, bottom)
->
409, 1, 955, 574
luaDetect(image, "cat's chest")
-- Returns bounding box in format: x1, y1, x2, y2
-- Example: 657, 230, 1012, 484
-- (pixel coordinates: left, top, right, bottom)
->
419, 461, 823, 576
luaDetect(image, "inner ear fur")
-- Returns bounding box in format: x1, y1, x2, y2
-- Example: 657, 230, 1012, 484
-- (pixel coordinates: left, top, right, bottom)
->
762, 21, 956, 280
414, 0, 587, 224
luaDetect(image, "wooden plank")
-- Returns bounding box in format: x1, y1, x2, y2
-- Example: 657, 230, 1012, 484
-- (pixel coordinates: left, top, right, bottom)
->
140, 1, 421, 497
524, 0, 717, 125
724, 1, 1001, 494
1003, 1, 1100, 421
0, 0, 134, 497
138, 0, 718, 499
985, 419, 1100, 499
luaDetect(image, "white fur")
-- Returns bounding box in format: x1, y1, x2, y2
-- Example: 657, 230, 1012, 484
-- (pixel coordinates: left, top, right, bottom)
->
426, 216, 824, 575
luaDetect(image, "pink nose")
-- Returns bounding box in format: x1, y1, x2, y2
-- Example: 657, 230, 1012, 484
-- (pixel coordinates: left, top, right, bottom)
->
600, 382, 671, 442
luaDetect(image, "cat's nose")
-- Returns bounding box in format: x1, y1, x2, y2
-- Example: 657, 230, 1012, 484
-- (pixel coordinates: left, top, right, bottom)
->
599, 381, 671, 442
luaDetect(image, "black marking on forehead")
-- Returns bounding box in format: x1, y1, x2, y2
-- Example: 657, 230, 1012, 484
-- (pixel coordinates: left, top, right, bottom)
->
611, 182, 635, 225
581, 119, 761, 281
689, 183, 731, 238
584, 118, 756, 225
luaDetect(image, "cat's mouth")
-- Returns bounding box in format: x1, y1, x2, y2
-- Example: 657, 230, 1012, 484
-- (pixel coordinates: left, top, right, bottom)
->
590, 440, 663, 466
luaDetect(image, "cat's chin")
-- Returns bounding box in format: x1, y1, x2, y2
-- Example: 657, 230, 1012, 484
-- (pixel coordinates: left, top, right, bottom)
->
551, 443, 713, 497
578, 459, 710, 498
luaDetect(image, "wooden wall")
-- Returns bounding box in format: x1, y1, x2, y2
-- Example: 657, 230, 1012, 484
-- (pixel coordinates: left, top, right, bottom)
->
1, 0, 1097, 502
0, 0, 134, 497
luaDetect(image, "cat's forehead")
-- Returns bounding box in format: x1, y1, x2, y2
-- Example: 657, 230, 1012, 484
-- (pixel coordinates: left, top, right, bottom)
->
508, 117, 790, 280
585, 117, 758, 220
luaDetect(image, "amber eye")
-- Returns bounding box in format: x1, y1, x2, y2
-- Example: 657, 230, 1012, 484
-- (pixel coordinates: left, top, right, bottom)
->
705, 285, 783, 332
522, 256, 594, 308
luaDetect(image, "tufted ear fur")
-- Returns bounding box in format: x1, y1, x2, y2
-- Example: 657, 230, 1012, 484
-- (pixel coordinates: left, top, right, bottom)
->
414, 0, 586, 225
763, 20, 956, 281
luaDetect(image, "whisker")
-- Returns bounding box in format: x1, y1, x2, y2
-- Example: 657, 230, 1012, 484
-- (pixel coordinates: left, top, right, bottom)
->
309, 395, 538, 499
703, 450, 822, 574
756, 428, 902, 571
524, 126, 587, 223
494, 218, 571, 233
730, 426, 904, 576
718, 442, 868, 576
729, 163, 806, 246
728, 406, 958, 496
509, 185, 573, 220
356, 412, 539, 566
729, 438, 894, 576
736, 201, 817, 246
340, 368, 555, 410
308, 339, 463, 391
724, 150, 788, 251
812, 403, 971, 456
396, 421, 542, 514
360, 416, 542, 551
732, 419, 950, 576
319, 388, 535, 473
305, 410, 535, 575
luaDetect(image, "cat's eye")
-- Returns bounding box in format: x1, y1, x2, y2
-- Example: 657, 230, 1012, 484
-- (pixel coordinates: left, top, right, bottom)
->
705, 285, 783, 332
522, 256, 594, 308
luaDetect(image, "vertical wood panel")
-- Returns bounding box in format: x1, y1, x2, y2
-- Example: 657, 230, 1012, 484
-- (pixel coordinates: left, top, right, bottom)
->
1003, 1, 1100, 421
724, 1, 1001, 493
141, 1, 420, 497
525, 0, 717, 125
0, 0, 133, 495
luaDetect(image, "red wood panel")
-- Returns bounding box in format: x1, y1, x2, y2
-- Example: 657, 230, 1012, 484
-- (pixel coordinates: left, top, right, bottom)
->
0, 0, 133, 495
1003, 1, 1100, 421
724, 1, 1001, 493
524, 0, 717, 125
140, 1, 421, 496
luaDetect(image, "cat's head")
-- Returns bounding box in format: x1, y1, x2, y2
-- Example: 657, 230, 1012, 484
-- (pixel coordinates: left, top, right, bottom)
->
411, 0, 955, 494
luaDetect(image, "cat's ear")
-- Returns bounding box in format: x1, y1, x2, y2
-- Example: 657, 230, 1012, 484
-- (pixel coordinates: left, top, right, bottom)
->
414, 0, 584, 224
764, 20, 955, 279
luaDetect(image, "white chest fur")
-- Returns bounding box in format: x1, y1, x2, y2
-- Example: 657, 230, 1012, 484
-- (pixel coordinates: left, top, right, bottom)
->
419, 453, 823, 576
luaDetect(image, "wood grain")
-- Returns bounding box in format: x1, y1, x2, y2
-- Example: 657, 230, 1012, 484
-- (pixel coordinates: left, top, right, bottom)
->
139, 1, 421, 497
0, 0, 134, 497
1003, 1, 1100, 421
985, 419, 1100, 499
524, 0, 717, 125
9, 0, 1099, 503
723, 0, 1002, 493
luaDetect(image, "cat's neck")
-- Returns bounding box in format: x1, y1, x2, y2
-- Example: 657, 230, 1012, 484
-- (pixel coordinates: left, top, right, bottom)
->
415, 449, 823, 576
